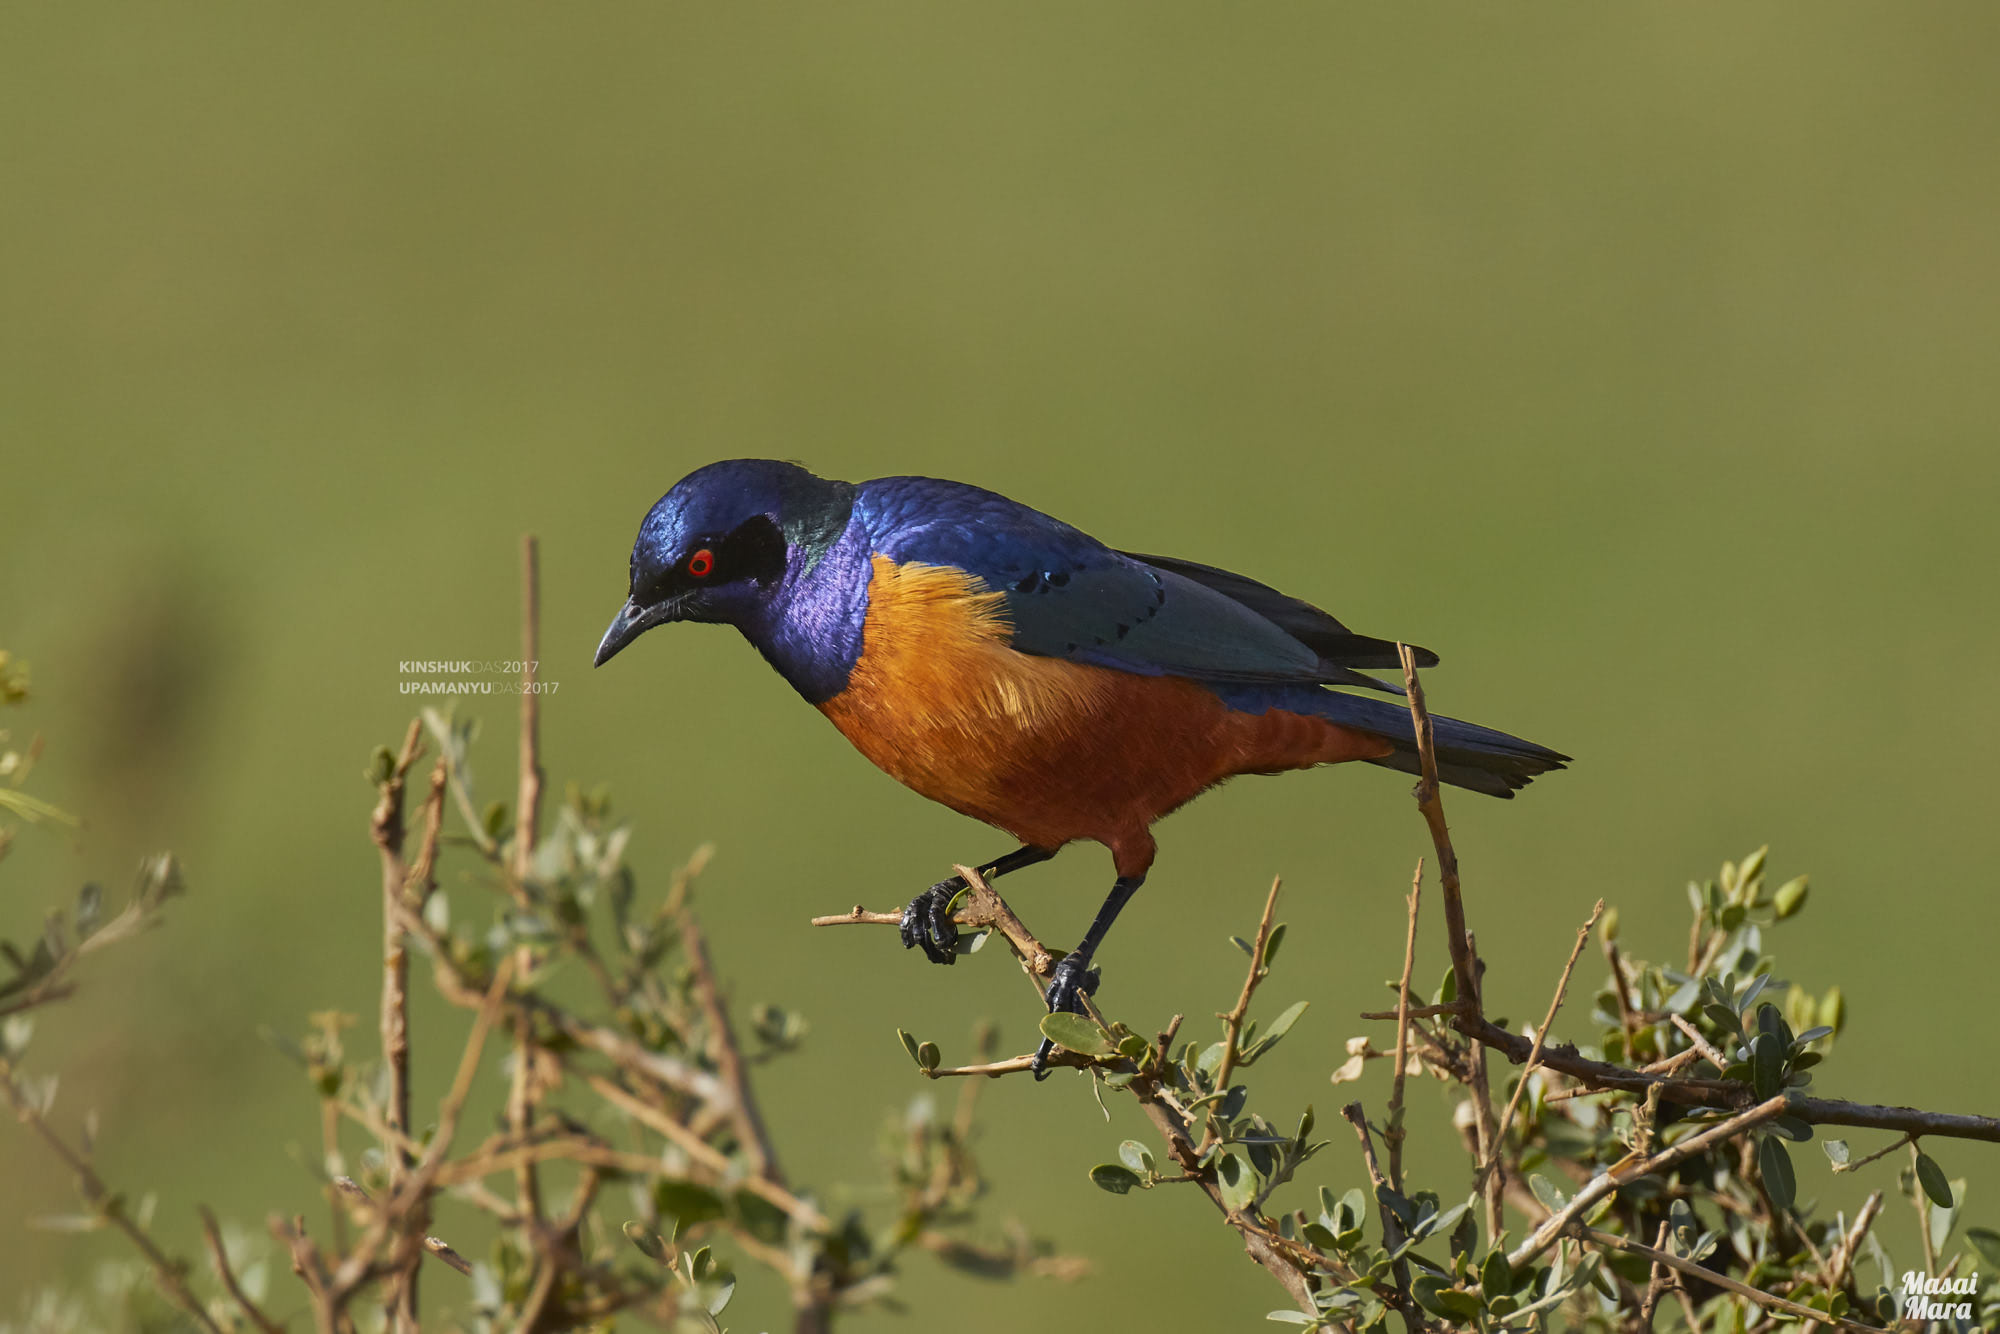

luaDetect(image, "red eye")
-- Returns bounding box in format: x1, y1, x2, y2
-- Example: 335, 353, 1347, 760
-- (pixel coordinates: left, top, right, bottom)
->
687, 549, 715, 578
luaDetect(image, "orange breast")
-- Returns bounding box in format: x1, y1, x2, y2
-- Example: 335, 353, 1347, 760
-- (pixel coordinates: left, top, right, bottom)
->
817, 557, 1390, 877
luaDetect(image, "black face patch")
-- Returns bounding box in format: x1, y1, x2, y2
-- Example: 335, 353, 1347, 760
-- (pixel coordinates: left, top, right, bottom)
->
632, 514, 789, 609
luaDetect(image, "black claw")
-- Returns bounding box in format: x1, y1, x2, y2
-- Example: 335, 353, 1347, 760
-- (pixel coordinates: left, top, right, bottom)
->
898, 877, 965, 966
1030, 954, 1104, 1078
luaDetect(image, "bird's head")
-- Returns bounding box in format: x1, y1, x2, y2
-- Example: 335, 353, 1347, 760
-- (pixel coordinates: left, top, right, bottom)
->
593, 459, 852, 667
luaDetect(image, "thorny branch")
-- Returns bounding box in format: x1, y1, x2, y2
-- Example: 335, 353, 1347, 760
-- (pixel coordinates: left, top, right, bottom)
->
812, 643, 1999, 1330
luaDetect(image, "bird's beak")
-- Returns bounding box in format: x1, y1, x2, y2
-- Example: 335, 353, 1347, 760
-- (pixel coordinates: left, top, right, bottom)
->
593, 597, 679, 667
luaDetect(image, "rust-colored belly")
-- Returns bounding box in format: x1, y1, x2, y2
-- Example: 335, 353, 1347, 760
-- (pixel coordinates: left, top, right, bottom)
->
818, 556, 1390, 877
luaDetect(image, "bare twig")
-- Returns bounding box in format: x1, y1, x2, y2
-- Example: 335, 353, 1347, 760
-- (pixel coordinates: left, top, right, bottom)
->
425, 1235, 474, 1276
1605, 936, 1641, 1058
1397, 644, 1502, 1234
0, 1067, 226, 1334
1201, 877, 1283, 1153
1912, 1140, 1938, 1276
369, 719, 425, 1182
1636, 1219, 1673, 1331
511, 536, 548, 1322
1342, 1103, 1422, 1334
270, 1213, 340, 1334
1577, 1225, 1883, 1334
923, 1053, 1085, 1079
1831, 1133, 1913, 1175
1800, 1099, 2000, 1144
1387, 863, 1421, 1192
1804, 1192, 1884, 1334
201, 1205, 285, 1334
515, 533, 543, 886
1359, 1001, 1462, 1021
1510, 1093, 1793, 1267
585, 1074, 832, 1233
680, 906, 784, 1182
1669, 1013, 1733, 1074
1487, 899, 1604, 1174
374, 742, 446, 1333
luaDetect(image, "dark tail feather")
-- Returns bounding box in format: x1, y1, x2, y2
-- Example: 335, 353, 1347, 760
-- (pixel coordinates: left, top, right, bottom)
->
1312, 691, 1569, 798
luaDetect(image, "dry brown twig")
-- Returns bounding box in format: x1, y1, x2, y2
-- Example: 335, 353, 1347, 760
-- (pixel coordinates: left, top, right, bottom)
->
1342, 1103, 1423, 1333
1581, 1225, 1880, 1334
1396, 642, 1504, 1237
1485, 897, 1604, 1180
1385, 862, 1421, 1192
1199, 875, 1284, 1155
0, 1069, 225, 1334
200, 1205, 285, 1334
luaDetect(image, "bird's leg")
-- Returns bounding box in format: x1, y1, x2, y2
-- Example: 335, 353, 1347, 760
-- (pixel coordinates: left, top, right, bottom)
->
900, 845, 1057, 966
1032, 873, 1145, 1078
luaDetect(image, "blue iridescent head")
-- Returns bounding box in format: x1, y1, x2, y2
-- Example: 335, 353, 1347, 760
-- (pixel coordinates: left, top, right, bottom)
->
593, 459, 854, 666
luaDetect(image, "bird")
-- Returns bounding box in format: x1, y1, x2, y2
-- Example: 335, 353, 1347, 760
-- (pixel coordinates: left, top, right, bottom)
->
593, 459, 1566, 1075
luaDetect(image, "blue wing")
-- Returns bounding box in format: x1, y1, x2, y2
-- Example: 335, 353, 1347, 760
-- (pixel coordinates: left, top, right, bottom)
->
855, 476, 1422, 688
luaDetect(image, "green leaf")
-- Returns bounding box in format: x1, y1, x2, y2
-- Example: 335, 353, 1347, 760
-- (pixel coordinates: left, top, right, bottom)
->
1335, 1187, 1367, 1235
1759, 1136, 1796, 1212
1217, 1150, 1257, 1212
1089, 1164, 1143, 1195
1915, 1151, 1954, 1208
1482, 1248, 1514, 1297
1965, 1226, 2000, 1268
1432, 1289, 1482, 1320
1419, 1201, 1471, 1244
897, 1029, 921, 1065
1773, 876, 1809, 918
1243, 1000, 1310, 1063
1117, 1033, 1151, 1062
1823, 1139, 1850, 1166
1038, 1012, 1115, 1057
1750, 1032, 1784, 1100
1264, 1313, 1317, 1326
1450, 1205, 1478, 1259
1261, 922, 1288, 969
1793, 1025, 1833, 1046
653, 1180, 725, 1229
1409, 1274, 1451, 1316
1118, 1140, 1154, 1175
1529, 1175, 1567, 1214
1819, 986, 1845, 1035
1703, 1003, 1743, 1037
916, 1041, 940, 1072
1769, 1115, 1813, 1142
620, 1220, 669, 1263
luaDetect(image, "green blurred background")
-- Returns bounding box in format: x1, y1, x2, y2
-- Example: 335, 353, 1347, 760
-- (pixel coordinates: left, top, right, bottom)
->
5, 4, 1998, 1328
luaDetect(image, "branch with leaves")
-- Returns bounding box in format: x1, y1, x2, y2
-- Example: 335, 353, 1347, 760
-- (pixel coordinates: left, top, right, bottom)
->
1, 552, 1082, 1334
823, 648, 1999, 1332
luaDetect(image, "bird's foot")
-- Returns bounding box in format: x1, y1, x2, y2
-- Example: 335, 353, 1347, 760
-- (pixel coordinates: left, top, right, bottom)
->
898, 876, 967, 965
1030, 952, 1103, 1079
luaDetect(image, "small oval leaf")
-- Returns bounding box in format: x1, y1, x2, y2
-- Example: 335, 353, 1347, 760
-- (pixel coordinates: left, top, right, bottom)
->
1039, 1012, 1116, 1057
1089, 1163, 1142, 1195
1759, 1136, 1797, 1212
1915, 1151, 1954, 1208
